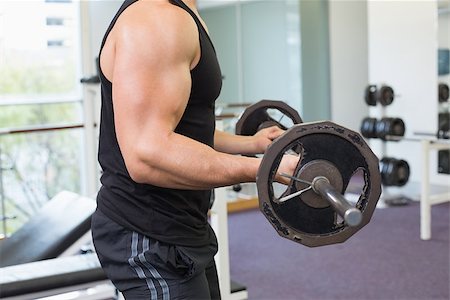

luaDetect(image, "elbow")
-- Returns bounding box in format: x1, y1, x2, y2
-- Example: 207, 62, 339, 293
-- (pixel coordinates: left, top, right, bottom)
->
125, 157, 149, 184
127, 164, 148, 184
123, 146, 159, 184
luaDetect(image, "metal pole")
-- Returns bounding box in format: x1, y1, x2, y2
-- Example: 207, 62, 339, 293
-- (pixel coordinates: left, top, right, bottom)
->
312, 176, 362, 227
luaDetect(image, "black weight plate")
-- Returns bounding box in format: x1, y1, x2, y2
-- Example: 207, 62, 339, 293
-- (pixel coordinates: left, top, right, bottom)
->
257, 121, 382, 247
390, 118, 405, 137
275, 134, 365, 235
396, 159, 410, 186
438, 83, 449, 103
364, 85, 377, 106
378, 85, 394, 106
381, 157, 410, 187
361, 117, 377, 138
377, 118, 405, 141
380, 157, 395, 186
235, 100, 302, 136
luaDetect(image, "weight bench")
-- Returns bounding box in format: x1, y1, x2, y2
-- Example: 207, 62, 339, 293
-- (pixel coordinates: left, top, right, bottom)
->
0, 191, 97, 268
0, 191, 117, 299
0, 253, 116, 300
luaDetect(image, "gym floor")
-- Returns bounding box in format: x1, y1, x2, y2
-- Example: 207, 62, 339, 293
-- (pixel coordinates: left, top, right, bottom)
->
227, 201, 449, 300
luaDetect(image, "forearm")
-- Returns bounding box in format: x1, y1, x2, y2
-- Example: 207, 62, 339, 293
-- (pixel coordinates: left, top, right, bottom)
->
129, 131, 260, 189
214, 130, 260, 155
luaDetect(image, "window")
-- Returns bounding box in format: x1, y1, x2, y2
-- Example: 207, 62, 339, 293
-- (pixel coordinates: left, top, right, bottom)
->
0, 0, 83, 237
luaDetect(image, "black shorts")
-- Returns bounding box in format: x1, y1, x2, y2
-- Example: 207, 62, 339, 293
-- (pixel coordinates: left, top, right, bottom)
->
91, 208, 220, 300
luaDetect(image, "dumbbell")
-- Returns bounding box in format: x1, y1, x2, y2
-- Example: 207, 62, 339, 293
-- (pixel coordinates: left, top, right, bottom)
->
438, 150, 450, 174
439, 83, 449, 103
365, 84, 395, 106
360, 117, 378, 139
380, 157, 410, 187
237, 100, 382, 247
438, 112, 449, 140
360, 117, 405, 141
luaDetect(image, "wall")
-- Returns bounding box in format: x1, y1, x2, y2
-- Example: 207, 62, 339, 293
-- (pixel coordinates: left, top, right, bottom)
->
240, 1, 300, 108
299, 0, 330, 122
200, 0, 302, 113
200, 5, 240, 103
438, 6, 450, 88
328, 0, 369, 132
367, 1, 446, 191
201, 0, 337, 120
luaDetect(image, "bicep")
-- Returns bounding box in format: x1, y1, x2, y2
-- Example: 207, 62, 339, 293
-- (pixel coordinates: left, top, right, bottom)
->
111, 23, 195, 166
113, 50, 191, 131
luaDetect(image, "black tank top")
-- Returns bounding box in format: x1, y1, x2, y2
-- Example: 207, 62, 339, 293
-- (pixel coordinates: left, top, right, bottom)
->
96, 0, 222, 247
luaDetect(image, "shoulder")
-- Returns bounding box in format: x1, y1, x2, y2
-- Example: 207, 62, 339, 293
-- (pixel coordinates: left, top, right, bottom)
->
114, 1, 199, 54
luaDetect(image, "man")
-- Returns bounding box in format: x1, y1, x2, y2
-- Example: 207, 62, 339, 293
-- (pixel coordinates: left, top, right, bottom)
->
91, 0, 298, 299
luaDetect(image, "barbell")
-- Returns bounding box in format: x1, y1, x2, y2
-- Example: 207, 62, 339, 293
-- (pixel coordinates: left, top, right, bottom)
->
235, 99, 303, 137
232, 99, 303, 191
236, 100, 382, 247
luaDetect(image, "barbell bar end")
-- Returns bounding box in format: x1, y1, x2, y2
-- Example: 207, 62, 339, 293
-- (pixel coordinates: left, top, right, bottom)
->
311, 176, 362, 227
344, 208, 363, 227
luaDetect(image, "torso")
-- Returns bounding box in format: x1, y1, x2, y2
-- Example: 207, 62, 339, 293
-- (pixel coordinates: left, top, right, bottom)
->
96, 0, 223, 247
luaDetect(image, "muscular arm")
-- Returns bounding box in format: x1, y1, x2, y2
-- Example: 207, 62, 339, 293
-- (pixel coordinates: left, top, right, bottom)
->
214, 126, 285, 155
110, 3, 260, 190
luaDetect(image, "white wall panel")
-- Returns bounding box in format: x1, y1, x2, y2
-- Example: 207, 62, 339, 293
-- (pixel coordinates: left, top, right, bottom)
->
329, 0, 369, 132
367, 0, 445, 188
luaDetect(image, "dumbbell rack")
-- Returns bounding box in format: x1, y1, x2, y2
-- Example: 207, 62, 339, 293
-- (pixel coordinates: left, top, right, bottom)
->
377, 105, 413, 206
417, 82, 450, 240
363, 84, 412, 206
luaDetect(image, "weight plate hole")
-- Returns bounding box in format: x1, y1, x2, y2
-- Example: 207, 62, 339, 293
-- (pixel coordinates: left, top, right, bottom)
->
343, 168, 367, 207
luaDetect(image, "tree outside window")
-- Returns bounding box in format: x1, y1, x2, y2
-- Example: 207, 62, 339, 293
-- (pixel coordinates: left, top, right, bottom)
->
0, 0, 84, 237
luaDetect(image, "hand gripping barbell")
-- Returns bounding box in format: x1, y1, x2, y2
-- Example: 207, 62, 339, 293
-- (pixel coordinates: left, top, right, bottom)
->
237, 100, 382, 247
232, 99, 303, 191
235, 99, 303, 137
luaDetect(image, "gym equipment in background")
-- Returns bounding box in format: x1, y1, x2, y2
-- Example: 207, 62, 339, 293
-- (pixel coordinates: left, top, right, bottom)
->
0, 191, 96, 268
360, 83, 412, 192
364, 84, 395, 106
360, 117, 406, 141
438, 83, 449, 103
380, 157, 410, 187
